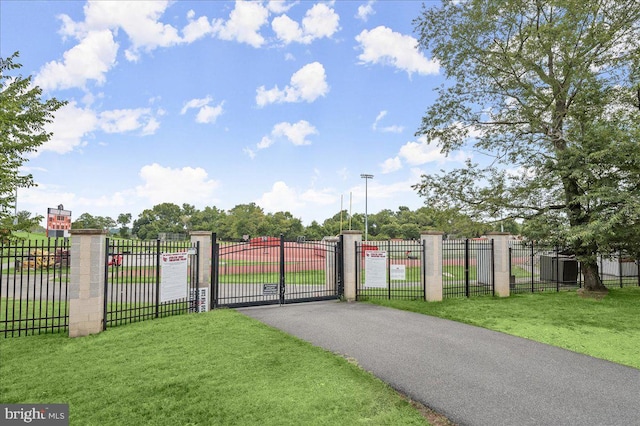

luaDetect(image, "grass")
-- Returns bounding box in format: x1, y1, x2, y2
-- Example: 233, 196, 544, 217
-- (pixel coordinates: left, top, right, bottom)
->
0, 310, 429, 425
368, 286, 640, 370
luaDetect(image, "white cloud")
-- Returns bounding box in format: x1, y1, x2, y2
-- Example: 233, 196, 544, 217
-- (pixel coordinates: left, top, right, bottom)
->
271, 15, 303, 44
77, 1, 181, 60
399, 140, 447, 165
34, 30, 118, 91
256, 181, 338, 216
380, 157, 402, 174
182, 13, 215, 43
211, 0, 269, 48
248, 120, 317, 157
135, 163, 220, 205
272, 120, 318, 146
267, 1, 297, 14
372, 110, 404, 133
356, 1, 376, 21
300, 188, 336, 205
355, 26, 440, 77
99, 108, 157, 134
39, 101, 97, 155
396, 136, 470, 166
181, 96, 225, 124
38, 102, 162, 156
272, 3, 339, 45
257, 181, 305, 213
256, 62, 329, 106
257, 136, 274, 149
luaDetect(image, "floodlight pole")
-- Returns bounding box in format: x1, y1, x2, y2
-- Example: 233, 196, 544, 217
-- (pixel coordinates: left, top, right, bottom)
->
360, 174, 373, 241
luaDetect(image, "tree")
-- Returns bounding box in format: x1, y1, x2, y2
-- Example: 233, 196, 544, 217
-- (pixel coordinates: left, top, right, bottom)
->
413, 0, 640, 292
1, 52, 66, 236
72, 213, 115, 231
221, 203, 268, 240
190, 206, 226, 235
117, 213, 132, 238
0, 210, 43, 244
264, 211, 304, 240
132, 203, 185, 240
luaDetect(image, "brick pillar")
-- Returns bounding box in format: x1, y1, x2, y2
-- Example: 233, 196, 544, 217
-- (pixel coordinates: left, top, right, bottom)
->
487, 232, 511, 297
421, 231, 444, 302
69, 229, 107, 337
341, 231, 362, 302
190, 231, 212, 289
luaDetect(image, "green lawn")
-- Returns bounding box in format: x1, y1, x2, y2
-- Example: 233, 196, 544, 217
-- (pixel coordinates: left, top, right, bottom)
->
368, 287, 640, 370
0, 310, 430, 425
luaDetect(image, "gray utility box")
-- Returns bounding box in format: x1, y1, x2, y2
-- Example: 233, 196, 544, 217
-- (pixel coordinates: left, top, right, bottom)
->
540, 255, 578, 284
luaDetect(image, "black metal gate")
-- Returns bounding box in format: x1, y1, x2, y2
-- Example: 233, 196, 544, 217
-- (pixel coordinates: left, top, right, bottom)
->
104, 238, 199, 329
213, 234, 342, 308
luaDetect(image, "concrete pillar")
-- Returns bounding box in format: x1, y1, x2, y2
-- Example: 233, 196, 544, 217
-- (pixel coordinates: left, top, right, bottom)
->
69, 229, 107, 337
190, 231, 212, 289
487, 232, 511, 297
341, 231, 362, 302
421, 231, 444, 302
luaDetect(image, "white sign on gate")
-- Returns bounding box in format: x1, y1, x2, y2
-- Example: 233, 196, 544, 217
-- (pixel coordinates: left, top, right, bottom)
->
390, 264, 406, 281
160, 252, 188, 302
365, 251, 387, 288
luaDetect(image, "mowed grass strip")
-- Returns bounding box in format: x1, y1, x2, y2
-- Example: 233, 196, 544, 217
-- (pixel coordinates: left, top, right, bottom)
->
0, 309, 429, 426
368, 287, 640, 370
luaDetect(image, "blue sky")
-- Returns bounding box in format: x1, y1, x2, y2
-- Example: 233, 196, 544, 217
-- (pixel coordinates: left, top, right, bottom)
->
1, 0, 471, 226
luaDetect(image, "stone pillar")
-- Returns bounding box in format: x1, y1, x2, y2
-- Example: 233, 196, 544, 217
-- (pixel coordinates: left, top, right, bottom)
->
190, 231, 212, 289
69, 229, 107, 337
487, 232, 511, 297
421, 231, 444, 302
341, 231, 362, 302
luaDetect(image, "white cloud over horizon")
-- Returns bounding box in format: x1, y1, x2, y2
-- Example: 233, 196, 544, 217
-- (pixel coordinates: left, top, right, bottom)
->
356, 26, 440, 77
256, 61, 329, 106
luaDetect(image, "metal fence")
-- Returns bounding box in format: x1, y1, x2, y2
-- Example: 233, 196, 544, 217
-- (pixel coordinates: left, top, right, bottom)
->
355, 240, 425, 300
598, 253, 640, 289
509, 241, 640, 293
1, 238, 70, 337
213, 235, 342, 308
442, 239, 494, 298
104, 238, 199, 329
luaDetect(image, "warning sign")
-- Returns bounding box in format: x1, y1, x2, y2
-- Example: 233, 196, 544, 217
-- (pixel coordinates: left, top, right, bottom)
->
365, 251, 387, 288
160, 252, 188, 302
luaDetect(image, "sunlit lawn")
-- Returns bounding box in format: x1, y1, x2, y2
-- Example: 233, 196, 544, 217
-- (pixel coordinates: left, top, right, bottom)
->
0, 310, 430, 425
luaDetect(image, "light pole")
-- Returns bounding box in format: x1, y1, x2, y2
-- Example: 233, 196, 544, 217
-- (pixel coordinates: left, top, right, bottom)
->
360, 174, 373, 241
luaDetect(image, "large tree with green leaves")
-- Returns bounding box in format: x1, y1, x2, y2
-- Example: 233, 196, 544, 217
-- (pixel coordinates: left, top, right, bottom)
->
1, 52, 66, 238
413, 0, 640, 292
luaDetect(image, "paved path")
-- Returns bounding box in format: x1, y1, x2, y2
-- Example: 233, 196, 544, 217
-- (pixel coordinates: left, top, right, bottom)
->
238, 301, 640, 426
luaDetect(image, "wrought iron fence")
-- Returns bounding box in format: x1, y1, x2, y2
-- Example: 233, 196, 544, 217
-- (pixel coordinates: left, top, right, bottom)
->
104, 238, 199, 329
598, 253, 640, 289
508, 241, 640, 293
1, 238, 70, 337
213, 235, 342, 308
355, 240, 425, 300
442, 239, 494, 298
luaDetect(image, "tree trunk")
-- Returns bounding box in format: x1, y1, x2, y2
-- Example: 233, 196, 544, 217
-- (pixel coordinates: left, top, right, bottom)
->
581, 259, 608, 293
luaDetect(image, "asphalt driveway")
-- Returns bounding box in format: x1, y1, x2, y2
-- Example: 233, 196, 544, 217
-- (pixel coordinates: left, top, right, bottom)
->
238, 301, 640, 426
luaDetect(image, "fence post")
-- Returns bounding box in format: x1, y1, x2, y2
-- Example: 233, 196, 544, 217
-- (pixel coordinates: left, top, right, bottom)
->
341, 231, 362, 302
421, 231, 444, 302
487, 232, 510, 297
190, 231, 212, 291
69, 229, 107, 337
